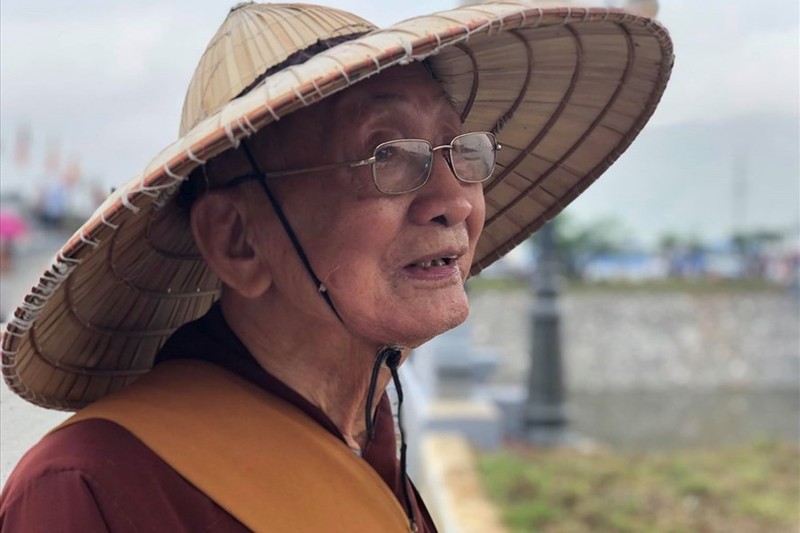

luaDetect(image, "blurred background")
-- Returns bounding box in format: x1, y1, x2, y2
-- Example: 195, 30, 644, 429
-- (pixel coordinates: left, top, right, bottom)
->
1, 0, 798, 531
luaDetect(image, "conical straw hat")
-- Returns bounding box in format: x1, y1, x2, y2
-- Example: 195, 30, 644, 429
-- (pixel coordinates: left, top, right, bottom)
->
2, 2, 674, 410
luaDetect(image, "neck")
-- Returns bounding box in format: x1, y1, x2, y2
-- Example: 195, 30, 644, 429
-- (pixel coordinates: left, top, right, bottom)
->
220, 294, 400, 450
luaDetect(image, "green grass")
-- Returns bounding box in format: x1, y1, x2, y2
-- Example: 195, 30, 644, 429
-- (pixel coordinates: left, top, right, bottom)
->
479, 440, 799, 533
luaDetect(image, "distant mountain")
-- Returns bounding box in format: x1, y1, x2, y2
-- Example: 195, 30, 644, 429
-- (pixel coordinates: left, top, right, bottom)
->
567, 114, 800, 245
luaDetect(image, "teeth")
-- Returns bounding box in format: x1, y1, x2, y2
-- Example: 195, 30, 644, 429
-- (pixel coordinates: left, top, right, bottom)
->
416, 258, 451, 269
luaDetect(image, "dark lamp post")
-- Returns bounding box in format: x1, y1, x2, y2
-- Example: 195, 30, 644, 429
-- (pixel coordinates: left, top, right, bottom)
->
524, 221, 569, 444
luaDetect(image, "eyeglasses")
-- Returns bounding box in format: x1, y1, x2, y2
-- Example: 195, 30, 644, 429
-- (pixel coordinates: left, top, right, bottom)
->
225, 131, 501, 195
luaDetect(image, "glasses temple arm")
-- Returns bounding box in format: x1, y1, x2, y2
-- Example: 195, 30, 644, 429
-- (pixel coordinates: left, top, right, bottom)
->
262, 157, 375, 178
220, 157, 374, 189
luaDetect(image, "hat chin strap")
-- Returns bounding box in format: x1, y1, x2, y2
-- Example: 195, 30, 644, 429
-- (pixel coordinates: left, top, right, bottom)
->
366, 345, 417, 532
239, 140, 343, 323
239, 140, 417, 532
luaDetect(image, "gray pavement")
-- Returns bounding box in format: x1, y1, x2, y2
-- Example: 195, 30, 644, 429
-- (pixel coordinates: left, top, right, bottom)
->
1, 233, 73, 486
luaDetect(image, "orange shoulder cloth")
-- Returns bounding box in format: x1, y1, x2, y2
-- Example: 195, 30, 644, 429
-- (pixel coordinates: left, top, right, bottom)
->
56, 360, 411, 532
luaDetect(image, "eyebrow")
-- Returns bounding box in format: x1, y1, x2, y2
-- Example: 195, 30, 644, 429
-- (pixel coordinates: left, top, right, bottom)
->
337, 90, 458, 124
367, 91, 454, 106
348, 91, 411, 113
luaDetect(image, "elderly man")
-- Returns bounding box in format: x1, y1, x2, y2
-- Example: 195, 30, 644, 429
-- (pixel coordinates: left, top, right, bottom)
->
0, 3, 672, 532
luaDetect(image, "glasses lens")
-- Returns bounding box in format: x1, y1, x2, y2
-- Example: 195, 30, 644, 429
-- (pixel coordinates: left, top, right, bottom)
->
373, 140, 432, 194
451, 132, 497, 183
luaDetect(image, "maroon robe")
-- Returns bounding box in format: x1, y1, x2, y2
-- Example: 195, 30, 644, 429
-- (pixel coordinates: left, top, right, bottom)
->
0, 305, 436, 532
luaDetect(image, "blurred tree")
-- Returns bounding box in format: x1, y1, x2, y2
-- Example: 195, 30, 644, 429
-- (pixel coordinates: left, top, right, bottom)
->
656, 232, 708, 278
732, 229, 783, 253
732, 229, 784, 277
658, 233, 681, 276
530, 213, 632, 279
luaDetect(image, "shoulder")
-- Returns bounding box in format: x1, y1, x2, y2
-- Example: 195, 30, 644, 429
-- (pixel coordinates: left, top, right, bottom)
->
1, 419, 245, 532
1, 419, 153, 531
3, 418, 167, 492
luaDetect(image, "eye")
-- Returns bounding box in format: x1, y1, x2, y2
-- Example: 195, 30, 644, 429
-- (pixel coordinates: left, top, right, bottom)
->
457, 147, 483, 162
374, 144, 397, 164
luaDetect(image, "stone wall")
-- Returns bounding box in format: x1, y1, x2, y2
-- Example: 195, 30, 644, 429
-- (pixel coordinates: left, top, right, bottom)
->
468, 290, 800, 391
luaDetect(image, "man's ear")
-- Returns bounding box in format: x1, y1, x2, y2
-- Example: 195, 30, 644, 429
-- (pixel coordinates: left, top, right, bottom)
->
190, 191, 271, 298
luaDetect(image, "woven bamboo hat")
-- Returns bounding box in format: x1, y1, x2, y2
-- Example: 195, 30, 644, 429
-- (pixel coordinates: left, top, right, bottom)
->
2, 1, 673, 410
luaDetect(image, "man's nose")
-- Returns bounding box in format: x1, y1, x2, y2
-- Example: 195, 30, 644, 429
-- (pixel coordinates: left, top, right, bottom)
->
408, 151, 477, 227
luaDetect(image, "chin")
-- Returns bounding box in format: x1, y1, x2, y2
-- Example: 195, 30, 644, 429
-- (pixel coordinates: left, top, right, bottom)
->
345, 290, 471, 348
390, 303, 470, 349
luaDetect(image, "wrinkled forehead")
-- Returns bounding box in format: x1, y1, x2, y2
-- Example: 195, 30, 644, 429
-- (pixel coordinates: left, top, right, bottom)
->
239, 64, 450, 161
330, 63, 456, 120
277, 63, 459, 147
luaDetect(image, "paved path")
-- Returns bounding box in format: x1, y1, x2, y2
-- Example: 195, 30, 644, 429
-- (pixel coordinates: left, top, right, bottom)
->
1, 386, 69, 486
1, 233, 73, 486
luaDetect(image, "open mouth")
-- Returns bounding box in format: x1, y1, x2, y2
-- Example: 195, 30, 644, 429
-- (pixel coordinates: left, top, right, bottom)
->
410, 256, 457, 270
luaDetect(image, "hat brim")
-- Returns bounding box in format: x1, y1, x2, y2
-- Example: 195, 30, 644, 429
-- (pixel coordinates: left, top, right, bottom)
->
2, 2, 673, 410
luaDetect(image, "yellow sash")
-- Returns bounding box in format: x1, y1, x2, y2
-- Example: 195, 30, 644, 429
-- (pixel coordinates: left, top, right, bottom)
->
56, 360, 411, 532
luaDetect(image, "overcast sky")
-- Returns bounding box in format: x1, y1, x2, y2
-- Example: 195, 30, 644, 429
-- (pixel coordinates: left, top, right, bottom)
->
1, 0, 798, 241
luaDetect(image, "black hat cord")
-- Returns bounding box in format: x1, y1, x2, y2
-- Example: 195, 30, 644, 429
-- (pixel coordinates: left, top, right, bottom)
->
239, 140, 417, 532
239, 140, 342, 322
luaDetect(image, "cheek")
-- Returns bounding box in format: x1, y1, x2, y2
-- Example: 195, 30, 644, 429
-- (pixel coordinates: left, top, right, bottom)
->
308, 201, 405, 284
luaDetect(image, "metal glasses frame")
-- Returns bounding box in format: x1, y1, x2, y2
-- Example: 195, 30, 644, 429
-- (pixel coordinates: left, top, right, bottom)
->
224, 131, 501, 194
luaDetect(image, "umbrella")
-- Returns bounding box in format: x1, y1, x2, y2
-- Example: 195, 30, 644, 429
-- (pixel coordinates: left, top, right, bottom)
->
0, 210, 29, 241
